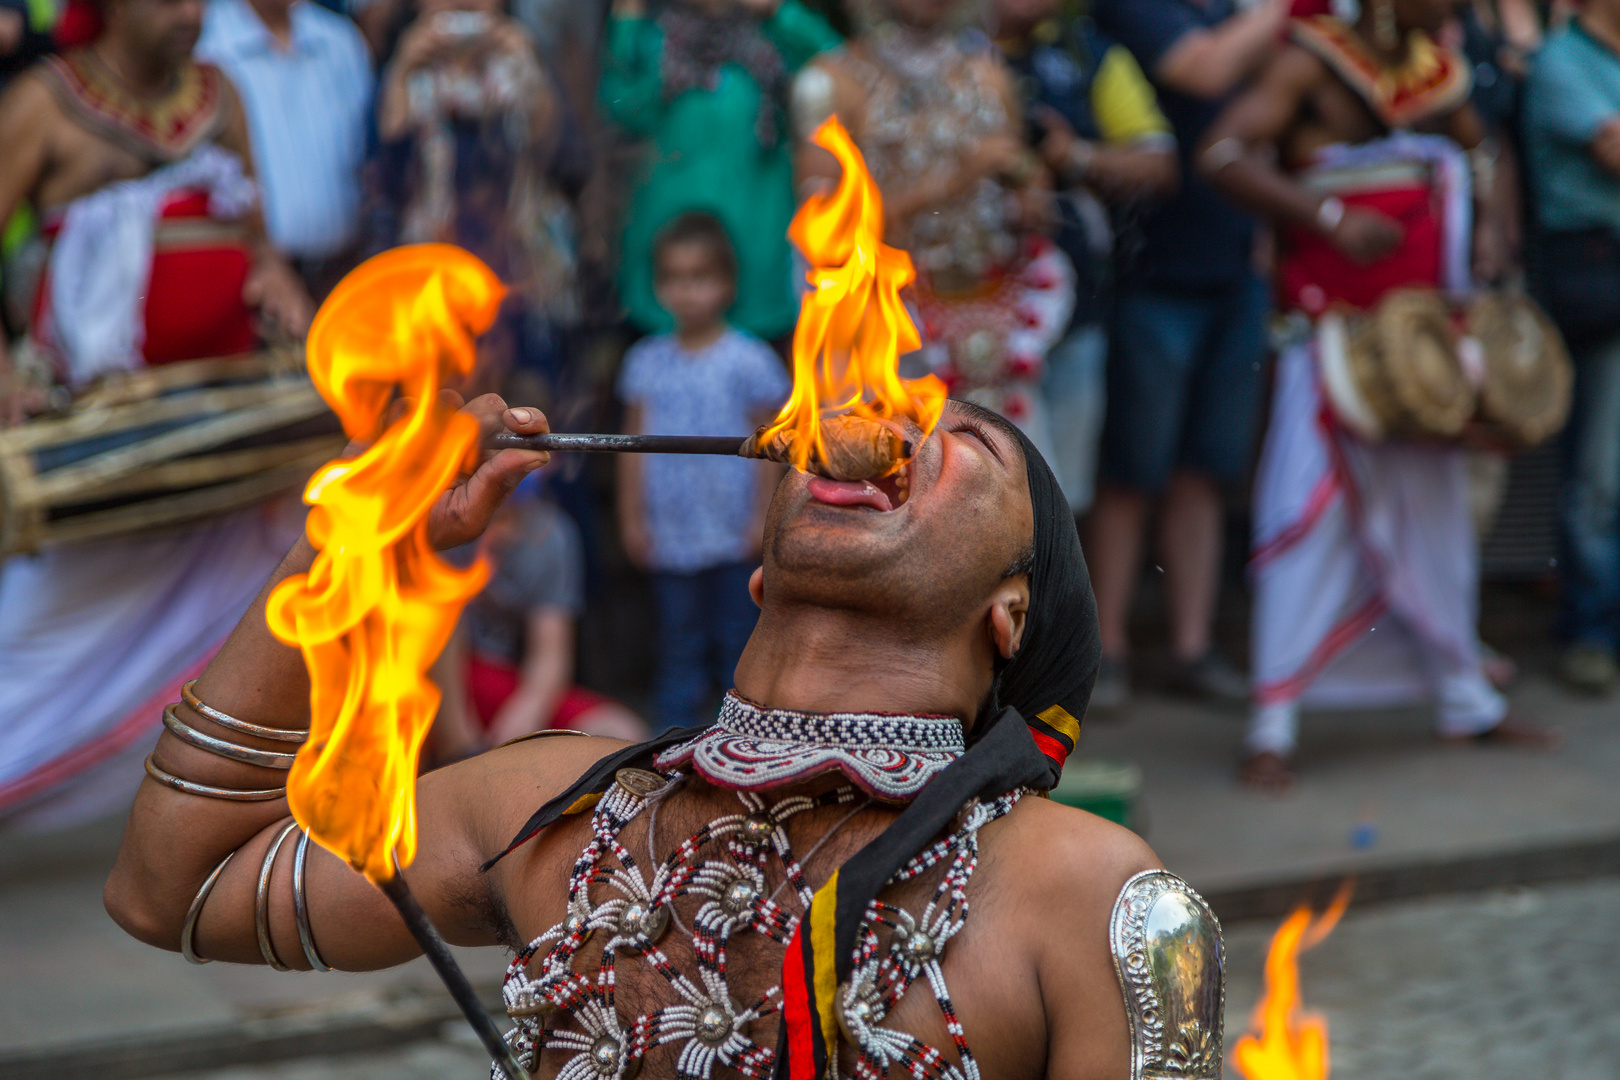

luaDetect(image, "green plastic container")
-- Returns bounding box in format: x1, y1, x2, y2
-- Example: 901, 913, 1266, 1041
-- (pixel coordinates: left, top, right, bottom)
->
1048, 758, 1143, 829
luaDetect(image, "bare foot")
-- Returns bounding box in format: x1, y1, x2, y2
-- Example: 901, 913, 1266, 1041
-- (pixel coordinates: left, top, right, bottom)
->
1439, 713, 1560, 750
1480, 646, 1518, 691
1238, 750, 1296, 793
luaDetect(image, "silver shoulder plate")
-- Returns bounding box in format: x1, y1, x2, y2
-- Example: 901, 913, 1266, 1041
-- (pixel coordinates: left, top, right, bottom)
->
1109, 870, 1225, 1080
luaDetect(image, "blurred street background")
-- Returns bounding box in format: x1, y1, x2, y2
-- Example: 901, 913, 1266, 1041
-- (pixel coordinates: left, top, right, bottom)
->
5, 0, 1620, 1073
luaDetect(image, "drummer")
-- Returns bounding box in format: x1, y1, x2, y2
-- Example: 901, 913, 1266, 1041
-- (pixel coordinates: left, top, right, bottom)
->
0, 0, 313, 422
0, 0, 313, 827
1197, 0, 1555, 789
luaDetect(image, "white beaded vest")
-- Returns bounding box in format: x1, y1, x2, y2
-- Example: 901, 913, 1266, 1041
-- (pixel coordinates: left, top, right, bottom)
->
496, 696, 1020, 1080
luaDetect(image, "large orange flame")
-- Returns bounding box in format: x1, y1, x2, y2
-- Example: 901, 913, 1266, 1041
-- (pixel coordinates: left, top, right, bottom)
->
1233, 884, 1353, 1080
266, 244, 505, 882
763, 118, 946, 473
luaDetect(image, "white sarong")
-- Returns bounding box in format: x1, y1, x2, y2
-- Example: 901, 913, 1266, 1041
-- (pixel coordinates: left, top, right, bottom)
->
0, 505, 300, 831
1246, 341, 1506, 755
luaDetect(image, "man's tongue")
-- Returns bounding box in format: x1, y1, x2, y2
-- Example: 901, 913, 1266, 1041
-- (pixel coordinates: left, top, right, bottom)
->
807, 476, 894, 512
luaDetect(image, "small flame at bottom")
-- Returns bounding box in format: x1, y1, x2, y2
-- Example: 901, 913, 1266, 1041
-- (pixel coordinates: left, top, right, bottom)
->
1232, 883, 1353, 1080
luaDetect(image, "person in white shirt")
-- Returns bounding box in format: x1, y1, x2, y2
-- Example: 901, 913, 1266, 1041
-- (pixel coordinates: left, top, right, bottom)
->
197, 0, 373, 295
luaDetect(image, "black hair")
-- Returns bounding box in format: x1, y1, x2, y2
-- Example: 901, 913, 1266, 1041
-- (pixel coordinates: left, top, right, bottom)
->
943, 400, 1099, 743
653, 211, 739, 284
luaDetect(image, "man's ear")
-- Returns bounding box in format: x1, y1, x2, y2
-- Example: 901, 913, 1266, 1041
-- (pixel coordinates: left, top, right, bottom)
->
748, 566, 765, 609
988, 576, 1030, 661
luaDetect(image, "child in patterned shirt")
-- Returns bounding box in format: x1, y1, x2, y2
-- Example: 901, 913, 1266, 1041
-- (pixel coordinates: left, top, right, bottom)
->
616, 212, 790, 730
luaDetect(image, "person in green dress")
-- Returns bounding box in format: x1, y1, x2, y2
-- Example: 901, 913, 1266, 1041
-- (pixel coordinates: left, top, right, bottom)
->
600, 0, 841, 342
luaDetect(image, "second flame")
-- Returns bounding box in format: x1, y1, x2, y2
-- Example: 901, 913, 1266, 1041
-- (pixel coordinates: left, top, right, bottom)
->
266, 244, 504, 883
1233, 885, 1352, 1080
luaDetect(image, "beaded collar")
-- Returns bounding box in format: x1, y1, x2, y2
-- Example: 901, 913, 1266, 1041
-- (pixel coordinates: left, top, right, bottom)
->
654, 692, 966, 803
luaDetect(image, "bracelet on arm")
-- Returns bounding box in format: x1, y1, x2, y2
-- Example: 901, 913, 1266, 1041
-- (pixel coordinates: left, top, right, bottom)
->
163, 705, 299, 770
293, 829, 334, 972
256, 820, 301, 971
145, 753, 287, 802
1316, 196, 1346, 234
182, 680, 308, 744
181, 850, 236, 965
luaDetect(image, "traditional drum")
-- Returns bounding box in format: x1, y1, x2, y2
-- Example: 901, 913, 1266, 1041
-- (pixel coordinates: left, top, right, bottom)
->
0, 349, 343, 557
1317, 288, 1475, 442
1464, 290, 1573, 448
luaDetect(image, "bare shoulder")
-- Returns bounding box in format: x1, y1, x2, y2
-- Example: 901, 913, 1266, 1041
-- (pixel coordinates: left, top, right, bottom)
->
991, 798, 1223, 1080
999, 795, 1162, 914
0, 68, 63, 206
0, 66, 62, 126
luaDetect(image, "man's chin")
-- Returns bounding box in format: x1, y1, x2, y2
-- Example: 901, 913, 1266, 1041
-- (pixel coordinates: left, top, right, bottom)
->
767, 493, 909, 575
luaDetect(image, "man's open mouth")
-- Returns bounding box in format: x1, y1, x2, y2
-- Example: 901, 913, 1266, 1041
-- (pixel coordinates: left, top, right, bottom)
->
805, 459, 912, 512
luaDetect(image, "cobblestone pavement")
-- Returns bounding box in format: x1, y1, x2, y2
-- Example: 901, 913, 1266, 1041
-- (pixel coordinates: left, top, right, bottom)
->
1220, 877, 1620, 1080
189, 878, 1620, 1080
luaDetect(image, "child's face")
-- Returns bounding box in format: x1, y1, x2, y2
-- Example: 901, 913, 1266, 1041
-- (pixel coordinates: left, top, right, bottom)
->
654, 242, 735, 333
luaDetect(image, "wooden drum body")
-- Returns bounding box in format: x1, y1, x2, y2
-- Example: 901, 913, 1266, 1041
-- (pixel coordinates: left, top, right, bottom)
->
0, 350, 343, 557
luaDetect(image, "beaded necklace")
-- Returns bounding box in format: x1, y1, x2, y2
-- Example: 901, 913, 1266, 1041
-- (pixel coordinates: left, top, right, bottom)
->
656, 692, 965, 803
497, 698, 1020, 1080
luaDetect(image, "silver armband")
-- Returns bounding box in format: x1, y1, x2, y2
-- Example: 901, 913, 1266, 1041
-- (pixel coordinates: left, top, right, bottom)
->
1110, 870, 1225, 1080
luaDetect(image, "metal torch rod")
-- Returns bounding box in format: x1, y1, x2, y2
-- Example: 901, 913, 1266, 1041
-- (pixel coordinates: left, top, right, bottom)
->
486, 431, 916, 461
487, 432, 747, 456
377, 873, 530, 1080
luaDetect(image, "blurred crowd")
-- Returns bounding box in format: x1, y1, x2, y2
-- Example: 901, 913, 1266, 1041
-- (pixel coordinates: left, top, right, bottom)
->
1, 0, 1617, 790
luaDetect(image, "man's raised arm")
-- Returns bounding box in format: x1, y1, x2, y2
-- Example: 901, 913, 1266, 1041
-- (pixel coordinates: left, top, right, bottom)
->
1197, 45, 1404, 266
1146, 0, 1286, 101
105, 396, 551, 969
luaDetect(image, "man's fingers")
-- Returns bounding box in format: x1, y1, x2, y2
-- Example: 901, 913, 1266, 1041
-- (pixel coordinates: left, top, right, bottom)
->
503, 406, 550, 435
460, 392, 509, 435
461, 448, 547, 519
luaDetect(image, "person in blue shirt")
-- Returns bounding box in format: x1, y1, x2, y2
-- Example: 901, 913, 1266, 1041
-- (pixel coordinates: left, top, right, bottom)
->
196, 0, 374, 296
616, 212, 790, 730
1525, 0, 1620, 694
1086, 0, 1285, 710
993, 0, 1177, 516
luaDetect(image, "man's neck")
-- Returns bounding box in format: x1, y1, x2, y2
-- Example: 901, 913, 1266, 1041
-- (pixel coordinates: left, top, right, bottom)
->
93, 37, 179, 97
1581, 5, 1620, 57
247, 0, 295, 47
734, 603, 990, 723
